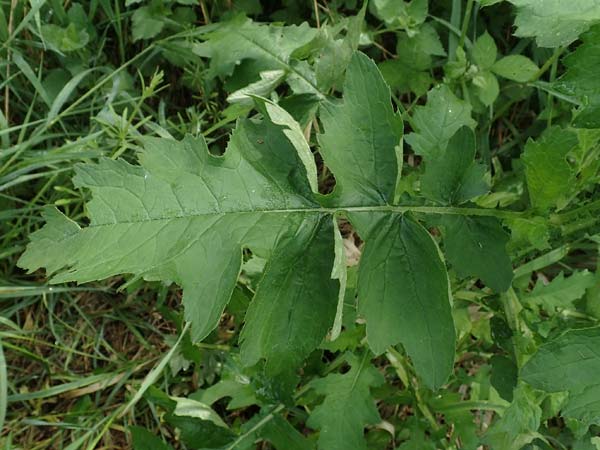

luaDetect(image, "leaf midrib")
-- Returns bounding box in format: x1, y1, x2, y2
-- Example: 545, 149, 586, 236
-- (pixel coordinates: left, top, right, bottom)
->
86, 204, 527, 228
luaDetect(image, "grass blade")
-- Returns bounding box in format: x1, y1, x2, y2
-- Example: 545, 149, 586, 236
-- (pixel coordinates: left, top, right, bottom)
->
0, 338, 7, 434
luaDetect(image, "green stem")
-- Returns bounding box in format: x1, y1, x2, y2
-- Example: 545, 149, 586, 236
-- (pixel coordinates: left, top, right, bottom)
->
339, 205, 524, 219
458, 0, 475, 51
500, 288, 533, 367
386, 348, 440, 432
551, 198, 600, 223
224, 403, 285, 450
224, 369, 320, 449
437, 400, 506, 414
546, 49, 560, 128
528, 46, 565, 83
448, 0, 462, 58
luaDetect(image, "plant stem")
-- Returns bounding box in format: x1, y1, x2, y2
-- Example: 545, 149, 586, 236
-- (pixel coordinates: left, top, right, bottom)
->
386, 348, 440, 432
458, 0, 475, 51
529, 46, 565, 83
224, 403, 285, 450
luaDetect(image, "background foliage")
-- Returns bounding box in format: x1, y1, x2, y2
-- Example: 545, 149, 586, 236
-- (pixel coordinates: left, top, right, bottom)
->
2, 0, 600, 449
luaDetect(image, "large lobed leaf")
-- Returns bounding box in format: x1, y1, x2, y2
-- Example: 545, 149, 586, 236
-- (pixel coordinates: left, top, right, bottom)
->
18, 51, 509, 391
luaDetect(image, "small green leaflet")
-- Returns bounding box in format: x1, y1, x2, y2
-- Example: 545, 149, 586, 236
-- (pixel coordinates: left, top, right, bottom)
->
471, 32, 500, 105
523, 127, 578, 211
371, 0, 428, 31
131, 5, 167, 41
522, 327, 600, 430
441, 216, 513, 293
307, 353, 384, 450
318, 51, 403, 206
508, 0, 600, 47
240, 215, 338, 376
379, 23, 445, 96
355, 214, 455, 390
491, 55, 539, 83
421, 126, 488, 206
41, 23, 89, 53
472, 32, 497, 70
405, 85, 476, 159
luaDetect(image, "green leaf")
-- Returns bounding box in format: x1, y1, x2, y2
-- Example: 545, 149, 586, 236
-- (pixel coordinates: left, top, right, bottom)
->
195, 379, 257, 410
378, 59, 433, 97
166, 414, 236, 448
260, 415, 314, 450
555, 25, 600, 126
522, 127, 578, 211
315, 4, 366, 92
318, 52, 403, 206
330, 217, 348, 341
421, 126, 489, 205
152, 392, 236, 449
524, 270, 596, 311
522, 327, 600, 390
193, 16, 320, 93
240, 215, 338, 376
492, 55, 539, 83
508, 217, 550, 251
371, 0, 428, 31
130, 426, 174, 450
171, 396, 230, 428
397, 23, 446, 68
41, 23, 89, 53
472, 31, 497, 69
378, 23, 444, 96
508, 0, 600, 47
226, 70, 287, 105
441, 216, 513, 293
405, 85, 476, 160
490, 355, 518, 402
483, 384, 543, 450
19, 115, 320, 345
556, 25, 600, 99
521, 327, 600, 430
355, 214, 455, 390
473, 71, 500, 106
18, 52, 472, 390
307, 353, 384, 450
254, 97, 319, 193
131, 5, 166, 41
